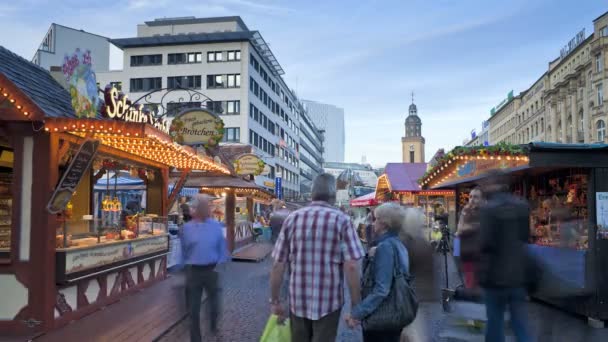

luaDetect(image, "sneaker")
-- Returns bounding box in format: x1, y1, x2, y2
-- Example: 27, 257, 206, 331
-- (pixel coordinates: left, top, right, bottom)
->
442, 288, 455, 312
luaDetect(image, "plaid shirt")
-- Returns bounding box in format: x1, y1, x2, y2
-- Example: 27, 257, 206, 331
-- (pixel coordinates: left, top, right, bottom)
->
272, 201, 364, 320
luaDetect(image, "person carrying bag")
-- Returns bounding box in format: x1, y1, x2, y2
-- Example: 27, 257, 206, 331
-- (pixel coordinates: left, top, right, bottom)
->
346, 203, 419, 342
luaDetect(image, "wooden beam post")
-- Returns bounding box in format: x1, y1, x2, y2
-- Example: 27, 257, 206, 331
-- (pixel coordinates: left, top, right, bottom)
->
225, 191, 236, 253
247, 197, 254, 223
166, 168, 190, 214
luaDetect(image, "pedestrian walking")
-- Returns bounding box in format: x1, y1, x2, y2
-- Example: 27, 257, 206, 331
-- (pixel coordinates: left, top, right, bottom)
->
364, 207, 375, 248
269, 173, 365, 342
346, 203, 420, 342
180, 196, 192, 223
181, 195, 229, 342
478, 171, 531, 342
455, 187, 484, 300
269, 199, 289, 243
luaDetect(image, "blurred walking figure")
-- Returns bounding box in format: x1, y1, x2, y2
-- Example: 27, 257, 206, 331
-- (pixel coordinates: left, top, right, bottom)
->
182, 195, 229, 342
478, 172, 531, 342
455, 187, 484, 299
365, 207, 375, 247
346, 203, 420, 342
269, 199, 289, 243
269, 173, 364, 342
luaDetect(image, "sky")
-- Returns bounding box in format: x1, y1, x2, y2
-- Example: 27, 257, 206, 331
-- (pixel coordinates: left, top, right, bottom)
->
1, 0, 606, 167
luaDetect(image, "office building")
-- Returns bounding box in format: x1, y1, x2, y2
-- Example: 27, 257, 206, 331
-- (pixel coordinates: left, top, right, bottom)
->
302, 100, 345, 162
298, 104, 324, 201
96, 16, 302, 199
32, 23, 110, 72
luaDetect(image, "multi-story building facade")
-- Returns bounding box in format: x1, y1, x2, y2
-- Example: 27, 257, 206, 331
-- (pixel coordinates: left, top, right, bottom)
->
488, 91, 521, 144
302, 100, 345, 162
96, 16, 302, 199
478, 11, 608, 147
298, 104, 324, 201
32, 23, 110, 72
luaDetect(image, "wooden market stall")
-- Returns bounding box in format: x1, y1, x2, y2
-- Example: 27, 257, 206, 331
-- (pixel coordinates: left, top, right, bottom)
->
0, 47, 230, 336
171, 173, 273, 252
375, 163, 455, 228
420, 142, 608, 322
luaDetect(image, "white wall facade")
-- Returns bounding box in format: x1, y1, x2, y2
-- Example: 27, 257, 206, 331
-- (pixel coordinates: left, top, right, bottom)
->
33, 24, 110, 72
96, 18, 302, 198
302, 100, 345, 163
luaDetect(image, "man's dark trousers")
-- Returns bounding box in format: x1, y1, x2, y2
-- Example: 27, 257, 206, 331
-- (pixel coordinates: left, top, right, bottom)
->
186, 264, 219, 342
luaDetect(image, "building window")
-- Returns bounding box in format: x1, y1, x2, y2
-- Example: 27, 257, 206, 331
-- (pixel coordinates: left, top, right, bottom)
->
598, 83, 604, 106
601, 26, 608, 37
596, 54, 603, 72
129, 77, 162, 92
168, 53, 202, 65
166, 102, 201, 115
227, 50, 241, 61
227, 74, 241, 88
167, 75, 202, 89
207, 51, 223, 62
130, 54, 162, 66
598, 120, 606, 142
409, 151, 415, 163
207, 75, 225, 88
109, 81, 122, 91
226, 100, 240, 114
223, 128, 240, 142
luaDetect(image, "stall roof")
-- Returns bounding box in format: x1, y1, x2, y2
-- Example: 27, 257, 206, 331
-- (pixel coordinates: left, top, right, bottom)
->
527, 142, 608, 151
350, 192, 377, 207
381, 163, 427, 192
0, 45, 76, 119
171, 173, 274, 202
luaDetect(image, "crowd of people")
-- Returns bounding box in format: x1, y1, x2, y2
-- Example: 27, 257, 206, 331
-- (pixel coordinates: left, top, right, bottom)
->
178, 170, 541, 342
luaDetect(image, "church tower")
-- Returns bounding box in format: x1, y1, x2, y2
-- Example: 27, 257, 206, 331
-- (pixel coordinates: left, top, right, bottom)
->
401, 93, 425, 163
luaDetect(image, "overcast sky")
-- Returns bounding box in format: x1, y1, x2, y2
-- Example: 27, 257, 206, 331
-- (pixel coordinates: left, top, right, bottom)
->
1, 0, 606, 166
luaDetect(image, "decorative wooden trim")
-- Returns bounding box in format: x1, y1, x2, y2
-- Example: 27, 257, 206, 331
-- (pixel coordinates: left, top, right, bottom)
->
166, 168, 190, 213
55, 292, 73, 316
77, 280, 90, 309
110, 272, 122, 297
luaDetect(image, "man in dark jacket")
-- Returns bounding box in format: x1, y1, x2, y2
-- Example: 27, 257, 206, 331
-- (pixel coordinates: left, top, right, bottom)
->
479, 172, 531, 342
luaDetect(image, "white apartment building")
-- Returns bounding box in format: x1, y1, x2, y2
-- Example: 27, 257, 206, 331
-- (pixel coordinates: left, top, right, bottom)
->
302, 100, 346, 162
97, 16, 301, 199
32, 23, 110, 72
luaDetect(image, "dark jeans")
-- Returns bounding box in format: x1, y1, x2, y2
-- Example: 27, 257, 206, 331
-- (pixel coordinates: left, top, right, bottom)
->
484, 287, 531, 342
185, 265, 219, 342
290, 310, 341, 342
363, 329, 402, 342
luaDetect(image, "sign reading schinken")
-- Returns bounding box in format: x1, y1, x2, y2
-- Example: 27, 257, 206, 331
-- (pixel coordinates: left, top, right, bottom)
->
169, 109, 224, 147
234, 153, 265, 176
47, 139, 100, 214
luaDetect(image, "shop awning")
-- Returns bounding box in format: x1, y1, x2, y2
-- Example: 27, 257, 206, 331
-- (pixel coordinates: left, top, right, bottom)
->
94, 171, 146, 190
172, 174, 274, 202
44, 118, 231, 174
350, 192, 378, 207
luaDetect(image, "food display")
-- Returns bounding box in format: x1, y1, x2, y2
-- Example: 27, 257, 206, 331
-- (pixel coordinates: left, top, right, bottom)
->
529, 172, 589, 250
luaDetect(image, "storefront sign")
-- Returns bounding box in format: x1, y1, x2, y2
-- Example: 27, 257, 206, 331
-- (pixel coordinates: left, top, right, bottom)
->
169, 109, 224, 147
263, 181, 275, 188
63, 49, 99, 118
275, 177, 283, 199
490, 90, 514, 116
233, 154, 265, 176
65, 235, 168, 274
454, 158, 526, 182
560, 29, 585, 59
47, 139, 100, 214
102, 85, 169, 134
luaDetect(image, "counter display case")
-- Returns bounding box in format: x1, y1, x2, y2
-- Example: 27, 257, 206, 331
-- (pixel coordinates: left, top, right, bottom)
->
55, 216, 169, 284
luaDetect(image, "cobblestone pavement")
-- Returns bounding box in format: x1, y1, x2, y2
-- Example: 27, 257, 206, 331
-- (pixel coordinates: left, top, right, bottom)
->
158, 253, 608, 342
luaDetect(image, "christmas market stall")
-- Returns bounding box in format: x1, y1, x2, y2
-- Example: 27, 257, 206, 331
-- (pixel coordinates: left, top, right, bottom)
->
375, 163, 455, 228
0, 47, 230, 335
420, 142, 608, 321
172, 172, 273, 252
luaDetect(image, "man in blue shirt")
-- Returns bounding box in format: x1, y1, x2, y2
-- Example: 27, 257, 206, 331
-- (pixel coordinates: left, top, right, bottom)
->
182, 194, 229, 342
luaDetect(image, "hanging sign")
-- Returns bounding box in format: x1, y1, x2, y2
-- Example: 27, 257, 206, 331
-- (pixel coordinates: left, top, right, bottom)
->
261, 164, 271, 176
47, 139, 100, 214
275, 177, 283, 200
169, 109, 224, 147
233, 154, 265, 176
63, 49, 99, 118
102, 85, 169, 134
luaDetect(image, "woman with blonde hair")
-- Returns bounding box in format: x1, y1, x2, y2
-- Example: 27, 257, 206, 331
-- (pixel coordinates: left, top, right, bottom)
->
346, 203, 426, 342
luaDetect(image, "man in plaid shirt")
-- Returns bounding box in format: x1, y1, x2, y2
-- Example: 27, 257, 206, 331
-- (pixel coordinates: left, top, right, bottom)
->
270, 173, 364, 342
